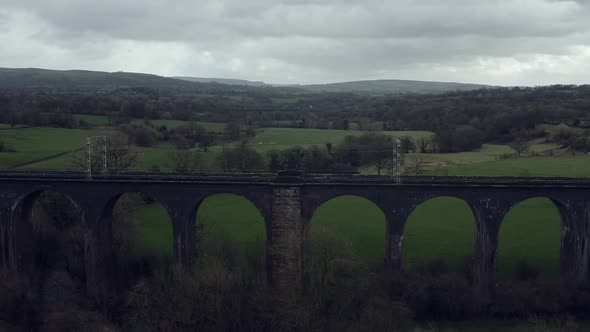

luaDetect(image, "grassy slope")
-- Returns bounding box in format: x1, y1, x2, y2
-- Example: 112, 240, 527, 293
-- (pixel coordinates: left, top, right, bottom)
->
0, 126, 113, 168
538, 123, 590, 134
12, 126, 432, 170
428, 155, 590, 177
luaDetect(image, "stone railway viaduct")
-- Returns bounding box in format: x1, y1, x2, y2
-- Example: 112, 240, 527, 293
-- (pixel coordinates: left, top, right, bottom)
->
1, 171, 590, 298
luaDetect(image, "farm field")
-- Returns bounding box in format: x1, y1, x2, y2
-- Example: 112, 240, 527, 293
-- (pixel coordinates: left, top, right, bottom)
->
362, 141, 560, 175
73, 114, 111, 126
129, 194, 561, 280
2, 124, 433, 170
149, 119, 226, 132
129, 194, 266, 259
246, 127, 432, 152
0, 126, 113, 169
428, 155, 590, 177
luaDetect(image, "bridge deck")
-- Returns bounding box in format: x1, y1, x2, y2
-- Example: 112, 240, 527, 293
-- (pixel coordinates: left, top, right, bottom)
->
1, 170, 590, 187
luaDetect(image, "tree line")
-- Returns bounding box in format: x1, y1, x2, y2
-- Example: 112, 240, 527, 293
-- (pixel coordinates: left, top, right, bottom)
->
2, 84, 590, 154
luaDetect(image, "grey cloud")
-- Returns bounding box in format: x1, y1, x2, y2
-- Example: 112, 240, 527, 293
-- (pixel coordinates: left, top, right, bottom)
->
0, 0, 589, 85
5, 0, 588, 40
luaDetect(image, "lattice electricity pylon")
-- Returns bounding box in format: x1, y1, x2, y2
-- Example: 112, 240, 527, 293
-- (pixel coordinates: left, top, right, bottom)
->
392, 137, 402, 182
86, 136, 108, 178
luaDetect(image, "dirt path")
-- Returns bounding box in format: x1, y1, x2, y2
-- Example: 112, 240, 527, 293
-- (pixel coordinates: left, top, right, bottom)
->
8, 148, 82, 170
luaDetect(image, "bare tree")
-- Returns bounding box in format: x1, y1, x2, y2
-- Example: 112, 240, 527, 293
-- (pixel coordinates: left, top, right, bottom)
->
417, 138, 430, 153
70, 134, 140, 174
414, 158, 423, 176
509, 138, 530, 157
170, 150, 203, 173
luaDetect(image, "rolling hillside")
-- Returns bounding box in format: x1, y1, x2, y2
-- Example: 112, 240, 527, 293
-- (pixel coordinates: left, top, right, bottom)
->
299, 79, 493, 94
173, 76, 268, 87
0, 68, 494, 95
0, 68, 212, 91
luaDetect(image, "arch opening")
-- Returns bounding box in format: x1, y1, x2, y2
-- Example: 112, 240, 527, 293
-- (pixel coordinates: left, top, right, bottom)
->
497, 197, 561, 281
194, 193, 267, 282
403, 196, 475, 273
106, 192, 174, 277
309, 195, 386, 268
12, 190, 86, 301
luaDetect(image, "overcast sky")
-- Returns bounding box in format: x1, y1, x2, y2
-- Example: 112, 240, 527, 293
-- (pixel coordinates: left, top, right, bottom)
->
1, 0, 589, 85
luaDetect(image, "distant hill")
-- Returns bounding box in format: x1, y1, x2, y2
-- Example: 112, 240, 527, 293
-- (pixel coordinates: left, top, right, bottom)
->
298, 79, 493, 94
174, 77, 492, 94
0, 68, 204, 91
0, 68, 493, 95
173, 76, 268, 87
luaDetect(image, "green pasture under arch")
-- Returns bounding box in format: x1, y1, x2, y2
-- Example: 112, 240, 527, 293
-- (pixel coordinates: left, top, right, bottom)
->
403, 197, 475, 270
310, 195, 386, 266
497, 197, 560, 280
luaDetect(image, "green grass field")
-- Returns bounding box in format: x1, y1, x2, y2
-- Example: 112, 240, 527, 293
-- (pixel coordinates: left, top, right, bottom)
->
429, 155, 590, 177
310, 196, 386, 265
246, 127, 432, 152
538, 123, 589, 135
6, 125, 433, 171
0, 126, 113, 168
0, 124, 27, 129
149, 119, 226, 132
125, 193, 561, 279
73, 114, 111, 126
127, 194, 266, 259
132, 203, 174, 258
498, 198, 560, 279
403, 197, 475, 270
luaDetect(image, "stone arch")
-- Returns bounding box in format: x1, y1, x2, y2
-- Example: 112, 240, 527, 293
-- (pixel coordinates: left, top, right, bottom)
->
100, 191, 175, 265
191, 193, 268, 282
308, 194, 387, 265
10, 189, 85, 277
497, 196, 564, 280
403, 195, 477, 271
192, 193, 268, 255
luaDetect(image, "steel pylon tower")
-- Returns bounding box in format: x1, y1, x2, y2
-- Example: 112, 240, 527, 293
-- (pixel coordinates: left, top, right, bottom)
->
392, 137, 402, 182
86, 136, 108, 178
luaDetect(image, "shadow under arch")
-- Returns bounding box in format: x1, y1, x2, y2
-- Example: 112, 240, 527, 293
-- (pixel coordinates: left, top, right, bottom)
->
309, 195, 386, 265
497, 197, 562, 280
193, 193, 267, 282
403, 196, 476, 271
11, 189, 85, 279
